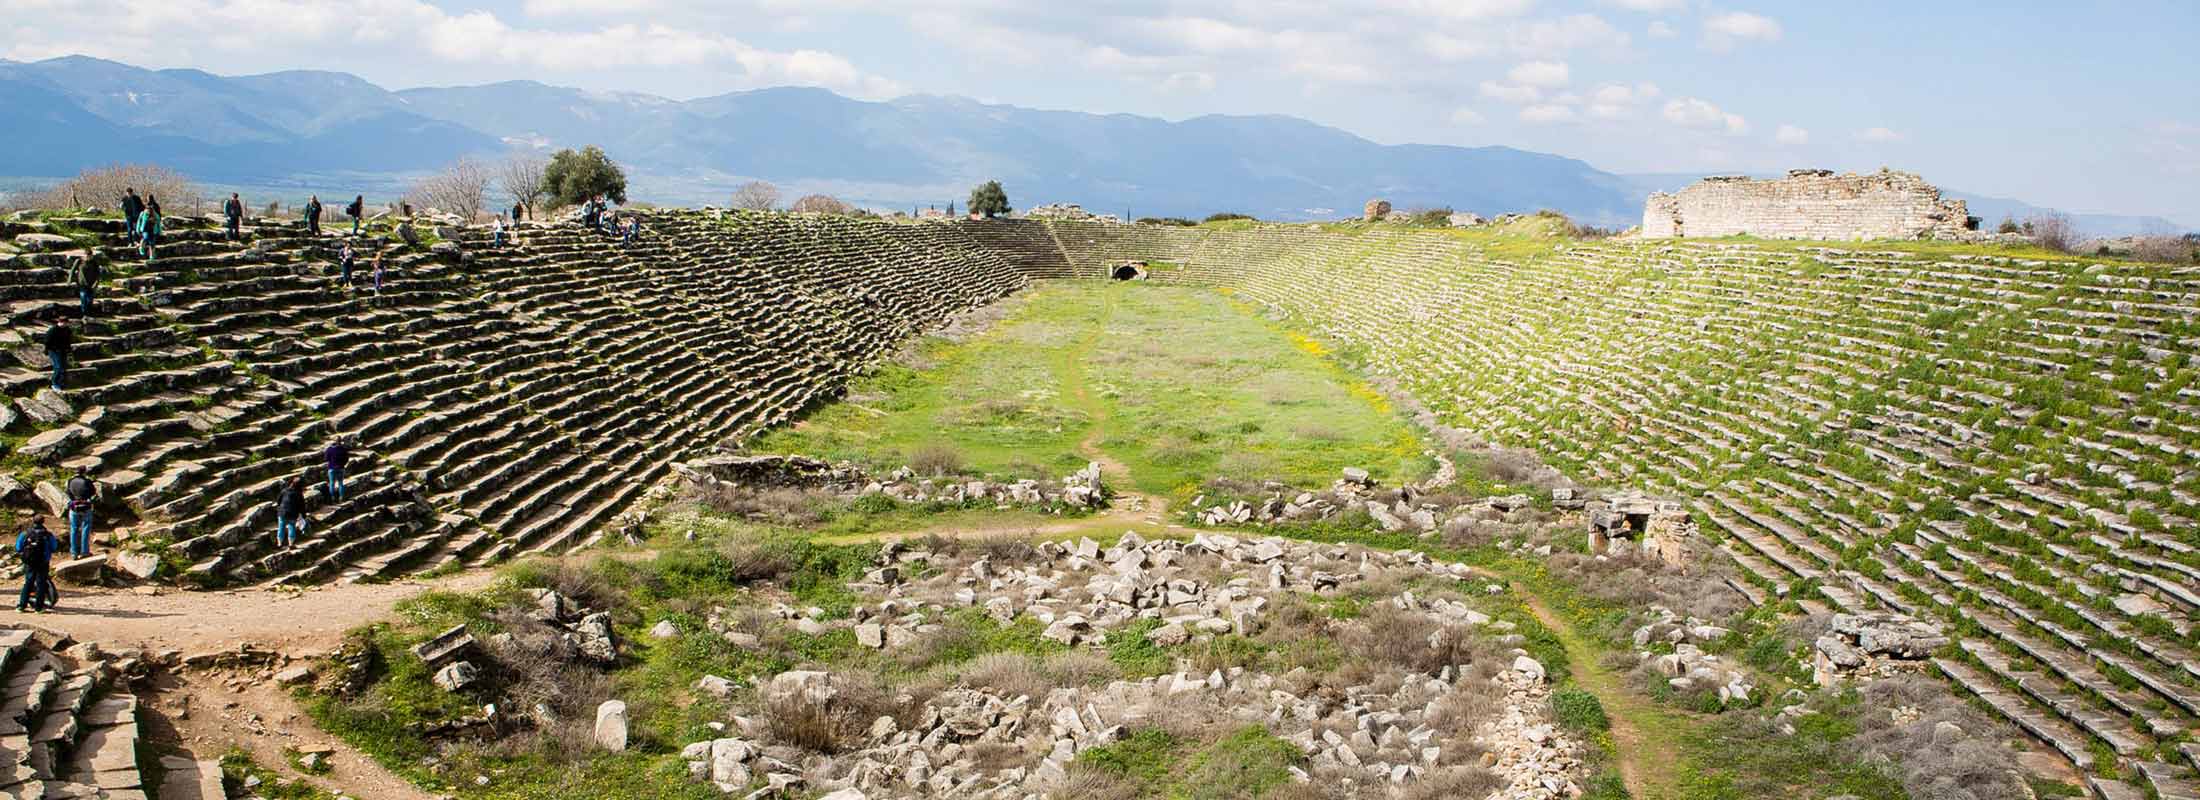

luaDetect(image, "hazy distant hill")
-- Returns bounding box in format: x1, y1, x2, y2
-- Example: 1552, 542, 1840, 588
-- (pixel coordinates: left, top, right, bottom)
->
3, 55, 2175, 232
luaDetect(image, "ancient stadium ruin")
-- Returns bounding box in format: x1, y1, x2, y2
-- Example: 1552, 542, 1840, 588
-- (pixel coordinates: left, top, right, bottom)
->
3, 203, 2198, 799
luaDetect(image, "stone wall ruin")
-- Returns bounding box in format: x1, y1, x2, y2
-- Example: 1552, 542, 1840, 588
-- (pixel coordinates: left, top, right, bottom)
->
1641, 168, 1975, 241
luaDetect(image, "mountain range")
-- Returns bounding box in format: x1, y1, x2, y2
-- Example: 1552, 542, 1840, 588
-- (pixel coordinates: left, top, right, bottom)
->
0, 55, 2180, 234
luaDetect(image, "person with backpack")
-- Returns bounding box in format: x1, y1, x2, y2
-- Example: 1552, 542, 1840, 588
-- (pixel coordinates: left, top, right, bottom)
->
15, 516, 59, 613
119, 188, 144, 232
67, 253, 101, 318
136, 198, 163, 264
324, 437, 351, 502
275, 476, 307, 549
339, 241, 356, 289
346, 194, 364, 236
305, 194, 323, 237
511, 201, 524, 224
223, 192, 244, 241
43, 315, 72, 391
64, 465, 97, 558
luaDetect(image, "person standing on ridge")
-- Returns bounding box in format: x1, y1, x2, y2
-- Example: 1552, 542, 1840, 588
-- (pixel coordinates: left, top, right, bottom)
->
274, 476, 307, 549
346, 194, 364, 236
64, 465, 97, 558
119, 188, 143, 232
305, 194, 323, 237
67, 252, 101, 318
511, 200, 524, 224
14, 517, 59, 613
324, 437, 351, 502
43, 315, 72, 391
223, 192, 244, 242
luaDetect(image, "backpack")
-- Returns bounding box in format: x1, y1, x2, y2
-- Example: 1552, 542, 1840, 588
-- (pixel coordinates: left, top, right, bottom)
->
17, 530, 49, 563
347, 200, 363, 217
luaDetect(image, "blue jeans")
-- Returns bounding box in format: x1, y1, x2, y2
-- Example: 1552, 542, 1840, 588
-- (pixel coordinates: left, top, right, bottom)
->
46, 350, 65, 389
18, 568, 51, 610
226, 218, 240, 240
67, 509, 92, 556
78, 287, 93, 317
351, 217, 361, 235
277, 516, 301, 546
327, 467, 346, 501
494, 231, 506, 247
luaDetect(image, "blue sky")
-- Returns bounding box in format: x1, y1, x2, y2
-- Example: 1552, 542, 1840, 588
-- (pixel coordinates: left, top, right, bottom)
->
5, 0, 2196, 225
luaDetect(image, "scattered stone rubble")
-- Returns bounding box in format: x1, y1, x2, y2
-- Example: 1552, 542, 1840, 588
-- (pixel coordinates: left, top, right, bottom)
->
675, 454, 1111, 512
1629, 606, 1756, 707
1810, 612, 1948, 686
666, 533, 1586, 798
413, 587, 621, 693
1585, 491, 1695, 566
1189, 467, 1538, 533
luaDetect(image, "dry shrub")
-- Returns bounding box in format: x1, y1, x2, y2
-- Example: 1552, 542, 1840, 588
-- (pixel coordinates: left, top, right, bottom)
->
1426, 674, 1505, 735
481, 610, 617, 761
962, 652, 1049, 700
405, 157, 491, 221
1042, 649, 1120, 686
1053, 766, 1139, 800
1401, 766, 1504, 800
1544, 549, 1749, 626
909, 443, 965, 477
973, 536, 1043, 565
691, 483, 830, 524
2024, 213, 2080, 253
715, 539, 797, 586
790, 194, 854, 214
24, 163, 200, 212
1851, 676, 2026, 800
1344, 605, 1498, 675
764, 671, 901, 754
730, 180, 781, 211
2132, 234, 2195, 264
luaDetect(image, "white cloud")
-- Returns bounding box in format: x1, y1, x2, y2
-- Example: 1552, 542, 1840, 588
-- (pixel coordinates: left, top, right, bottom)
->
1647, 20, 1676, 38
1703, 11, 1782, 51
1775, 124, 1810, 144
1507, 60, 1571, 88
1450, 107, 1488, 125
1160, 71, 1216, 93
1585, 82, 1658, 118
1663, 97, 1748, 134
1521, 104, 1578, 123
1478, 80, 1543, 104
1509, 14, 1631, 54
1858, 127, 1905, 142
1603, 0, 1686, 10
1417, 33, 1492, 62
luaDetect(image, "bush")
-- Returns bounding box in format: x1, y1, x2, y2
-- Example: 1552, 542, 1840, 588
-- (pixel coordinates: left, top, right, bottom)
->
23, 163, 200, 212
1137, 217, 1198, 227
1400, 767, 1504, 800
1551, 689, 1611, 733
790, 194, 854, 214
908, 442, 965, 476
2132, 234, 2195, 264
1995, 216, 2021, 234
1202, 212, 1255, 223
730, 180, 780, 211
2022, 212, 2079, 253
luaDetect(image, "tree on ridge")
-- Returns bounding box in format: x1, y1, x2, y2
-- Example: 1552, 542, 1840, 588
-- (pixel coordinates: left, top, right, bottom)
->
968, 180, 1010, 219
731, 181, 781, 211
540, 145, 628, 208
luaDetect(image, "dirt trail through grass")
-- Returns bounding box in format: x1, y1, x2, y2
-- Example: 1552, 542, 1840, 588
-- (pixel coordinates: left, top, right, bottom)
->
1519, 591, 1685, 800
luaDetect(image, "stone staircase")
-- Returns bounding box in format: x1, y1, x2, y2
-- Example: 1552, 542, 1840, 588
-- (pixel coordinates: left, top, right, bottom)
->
2, 209, 1027, 587
0, 626, 146, 799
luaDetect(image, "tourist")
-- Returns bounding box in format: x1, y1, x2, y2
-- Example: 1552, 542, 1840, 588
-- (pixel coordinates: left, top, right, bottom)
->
623, 215, 638, 246
64, 465, 97, 558
274, 476, 307, 549
67, 252, 100, 318
493, 214, 507, 248
511, 201, 524, 224
136, 198, 163, 264
339, 242, 356, 288
324, 437, 351, 502
372, 250, 386, 295
346, 194, 364, 236
223, 192, 244, 241
42, 316, 72, 391
119, 188, 143, 232
305, 194, 323, 237
14, 517, 58, 613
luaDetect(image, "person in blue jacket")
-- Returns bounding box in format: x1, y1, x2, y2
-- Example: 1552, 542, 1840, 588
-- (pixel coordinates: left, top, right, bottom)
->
15, 516, 60, 613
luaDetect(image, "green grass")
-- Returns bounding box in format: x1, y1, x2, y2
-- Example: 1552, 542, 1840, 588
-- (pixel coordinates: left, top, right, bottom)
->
1073, 725, 1304, 800
752, 282, 1431, 498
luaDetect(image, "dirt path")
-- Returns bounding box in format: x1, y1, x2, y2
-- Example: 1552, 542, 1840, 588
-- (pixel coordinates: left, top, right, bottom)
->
1517, 590, 1684, 800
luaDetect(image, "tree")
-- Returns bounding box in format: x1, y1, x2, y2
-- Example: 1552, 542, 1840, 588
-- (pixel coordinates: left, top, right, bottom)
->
540, 145, 628, 208
406, 157, 491, 221
25, 163, 199, 212
967, 180, 1010, 218
946, 200, 956, 218
790, 194, 853, 214
2023, 212, 2079, 253
497, 154, 549, 218
730, 181, 781, 211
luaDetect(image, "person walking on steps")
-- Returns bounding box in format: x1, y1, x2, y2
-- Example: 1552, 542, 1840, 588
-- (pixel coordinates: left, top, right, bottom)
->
43, 315, 72, 391
324, 437, 351, 502
119, 188, 144, 232
339, 241, 357, 289
346, 194, 364, 237
371, 250, 387, 295
275, 476, 307, 549
136, 198, 163, 264
493, 214, 507, 248
223, 192, 244, 242
15, 517, 59, 613
64, 466, 97, 558
67, 252, 101, 318
623, 216, 639, 246
305, 194, 323, 237
511, 201, 524, 224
